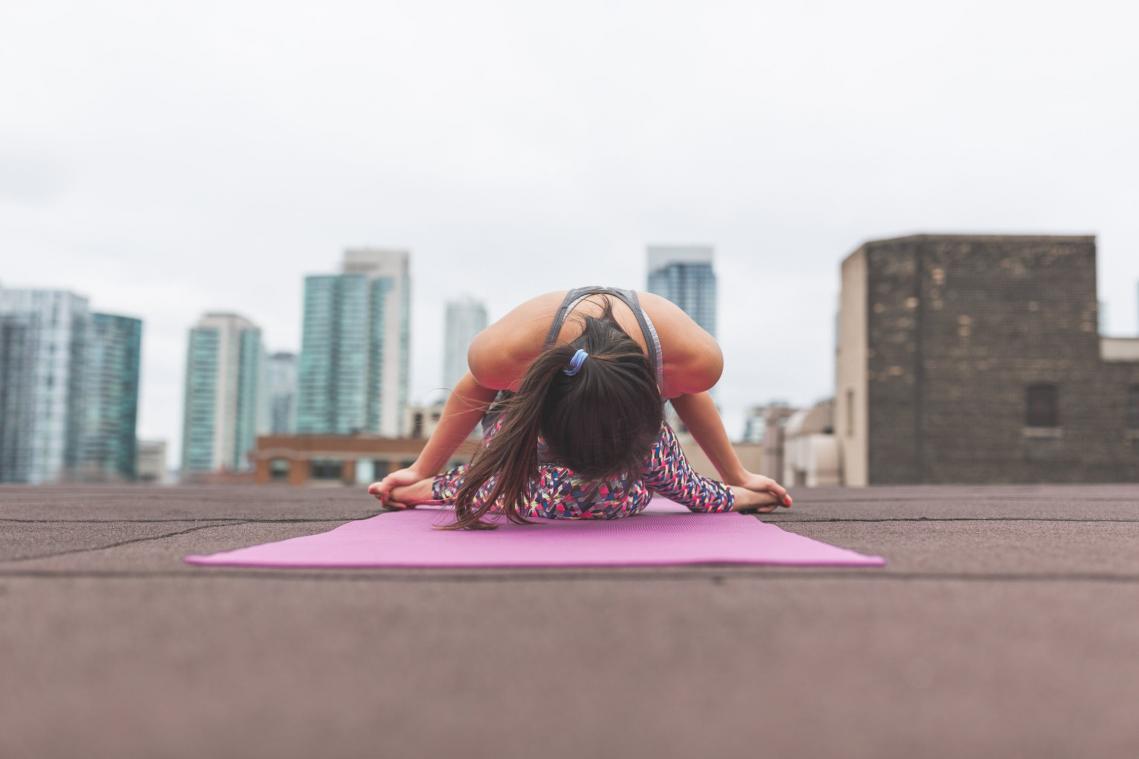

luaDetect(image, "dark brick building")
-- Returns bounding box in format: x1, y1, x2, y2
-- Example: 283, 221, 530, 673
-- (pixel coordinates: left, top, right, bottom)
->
835, 234, 1139, 484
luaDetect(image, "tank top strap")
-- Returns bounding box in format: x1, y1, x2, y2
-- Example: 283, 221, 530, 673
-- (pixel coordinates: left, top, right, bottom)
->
543, 286, 665, 391
542, 287, 596, 348
614, 288, 666, 391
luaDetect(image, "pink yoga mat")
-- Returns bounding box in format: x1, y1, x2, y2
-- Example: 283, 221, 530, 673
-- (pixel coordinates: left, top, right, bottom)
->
185, 497, 884, 569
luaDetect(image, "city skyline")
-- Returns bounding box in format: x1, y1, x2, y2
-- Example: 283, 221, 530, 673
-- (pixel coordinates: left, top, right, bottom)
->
7, 254, 1139, 471
4, 1, 1138, 468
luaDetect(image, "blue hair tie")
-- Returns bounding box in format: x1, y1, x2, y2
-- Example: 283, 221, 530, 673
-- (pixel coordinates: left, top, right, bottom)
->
563, 348, 589, 376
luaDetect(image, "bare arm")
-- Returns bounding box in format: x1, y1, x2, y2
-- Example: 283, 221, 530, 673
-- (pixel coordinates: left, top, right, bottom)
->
670, 392, 748, 484
368, 371, 498, 505
639, 292, 789, 506
412, 371, 500, 475
670, 392, 792, 507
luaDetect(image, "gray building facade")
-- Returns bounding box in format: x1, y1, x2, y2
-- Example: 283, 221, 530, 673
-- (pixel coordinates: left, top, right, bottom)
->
835, 235, 1139, 485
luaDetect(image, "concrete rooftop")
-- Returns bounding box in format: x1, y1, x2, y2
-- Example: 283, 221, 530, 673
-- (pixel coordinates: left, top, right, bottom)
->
2, 483, 1138, 758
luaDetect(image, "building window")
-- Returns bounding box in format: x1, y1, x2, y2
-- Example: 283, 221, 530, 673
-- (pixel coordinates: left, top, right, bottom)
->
372, 460, 391, 479
269, 458, 290, 480
310, 459, 344, 480
1025, 384, 1059, 427
1127, 385, 1139, 430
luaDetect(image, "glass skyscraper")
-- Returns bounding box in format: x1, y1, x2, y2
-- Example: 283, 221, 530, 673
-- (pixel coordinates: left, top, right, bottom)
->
297, 249, 411, 437
646, 245, 718, 338
267, 351, 298, 434
443, 295, 488, 390
0, 286, 142, 483
0, 312, 37, 481
77, 313, 143, 481
180, 313, 265, 474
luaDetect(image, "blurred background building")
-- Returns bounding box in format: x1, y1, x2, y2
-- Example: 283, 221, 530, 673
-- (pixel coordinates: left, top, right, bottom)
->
834, 234, 1139, 485
136, 439, 168, 483
267, 351, 298, 434
741, 401, 794, 445
75, 313, 143, 482
741, 405, 772, 445
781, 399, 840, 487
443, 295, 487, 390
0, 286, 142, 484
252, 425, 473, 487
297, 248, 410, 437
180, 312, 265, 476
647, 245, 720, 431
752, 403, 799, 486
0, 288, 89, 483
646, 245, 717, 337
405, 399, 446, 441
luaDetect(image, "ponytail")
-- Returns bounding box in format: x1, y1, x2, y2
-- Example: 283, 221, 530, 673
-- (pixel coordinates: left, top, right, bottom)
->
448, 343, 580, 529
448, 298, 663, 530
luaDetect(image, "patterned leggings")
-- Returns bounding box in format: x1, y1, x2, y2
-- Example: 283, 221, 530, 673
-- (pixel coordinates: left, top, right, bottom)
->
431, 419, 735, 519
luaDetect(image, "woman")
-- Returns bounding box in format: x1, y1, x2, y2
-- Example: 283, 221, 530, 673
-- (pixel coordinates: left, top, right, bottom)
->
368, 286, 791, 529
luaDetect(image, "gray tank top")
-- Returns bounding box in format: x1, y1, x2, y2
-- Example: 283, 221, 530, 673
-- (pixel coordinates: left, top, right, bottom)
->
480, 287, 666, 431
542, 286, 666, 390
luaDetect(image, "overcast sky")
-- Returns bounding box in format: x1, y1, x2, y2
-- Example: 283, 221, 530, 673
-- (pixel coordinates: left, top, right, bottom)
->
2, 0, 1137, 463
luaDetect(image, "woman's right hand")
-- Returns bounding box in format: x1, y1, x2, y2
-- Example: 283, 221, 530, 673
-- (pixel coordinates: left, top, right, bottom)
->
368, 467, 429, 508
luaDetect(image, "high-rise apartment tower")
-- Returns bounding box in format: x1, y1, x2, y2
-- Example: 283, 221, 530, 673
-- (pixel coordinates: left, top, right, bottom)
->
181, 312, 265, 474
267, 351, 298, 435
646, 245, 717, 337
0, 286, 142, 483
297, 249, 411, 437
443, 295, 488, 390
76, 312, 143, 481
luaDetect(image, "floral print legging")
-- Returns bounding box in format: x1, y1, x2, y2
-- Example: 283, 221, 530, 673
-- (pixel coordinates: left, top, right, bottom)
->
431, 419, 735, 519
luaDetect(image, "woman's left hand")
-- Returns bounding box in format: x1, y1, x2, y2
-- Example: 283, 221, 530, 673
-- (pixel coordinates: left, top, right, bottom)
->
732, 471, 792, 508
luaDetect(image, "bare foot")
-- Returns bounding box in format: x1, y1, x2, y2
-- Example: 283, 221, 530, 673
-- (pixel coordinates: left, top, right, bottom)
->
388, 477, 436, 509
730, 485, 786, 514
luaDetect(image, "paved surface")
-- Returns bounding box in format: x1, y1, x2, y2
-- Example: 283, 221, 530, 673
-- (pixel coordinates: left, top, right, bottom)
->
2, 483, 1138, 759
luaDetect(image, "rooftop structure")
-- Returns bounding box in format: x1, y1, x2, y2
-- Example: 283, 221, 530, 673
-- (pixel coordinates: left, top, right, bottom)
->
835, 234, 1139, 485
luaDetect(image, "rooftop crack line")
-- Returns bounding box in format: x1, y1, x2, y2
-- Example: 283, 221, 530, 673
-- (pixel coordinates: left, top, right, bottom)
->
1, 522, 254, 563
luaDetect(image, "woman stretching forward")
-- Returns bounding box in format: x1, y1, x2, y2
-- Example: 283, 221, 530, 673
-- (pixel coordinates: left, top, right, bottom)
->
369, 287, 792, 528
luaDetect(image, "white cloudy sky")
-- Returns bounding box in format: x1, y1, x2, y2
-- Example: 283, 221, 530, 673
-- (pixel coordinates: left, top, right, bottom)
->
2, 0, 1137, 463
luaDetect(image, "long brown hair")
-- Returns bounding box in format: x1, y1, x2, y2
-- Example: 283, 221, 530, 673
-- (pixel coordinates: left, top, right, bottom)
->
449, 298, 663, 529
